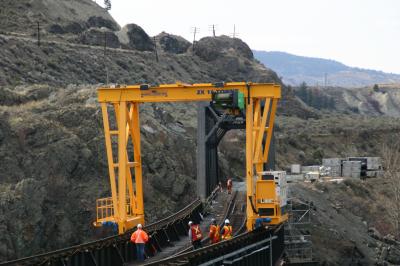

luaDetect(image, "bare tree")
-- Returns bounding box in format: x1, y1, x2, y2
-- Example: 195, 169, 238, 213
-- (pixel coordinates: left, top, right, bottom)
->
381, 141, 400, 238
104, 0, 111, 10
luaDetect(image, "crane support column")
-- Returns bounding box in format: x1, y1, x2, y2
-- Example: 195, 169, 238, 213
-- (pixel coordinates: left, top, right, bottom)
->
246, 97, 255, 231
96, 101, 144, 234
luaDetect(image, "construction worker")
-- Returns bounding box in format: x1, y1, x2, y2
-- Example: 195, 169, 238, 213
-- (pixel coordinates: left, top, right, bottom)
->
221, 219, 233, 240
188, 221, 203, 249
130, 224, 149, 261
227, 177, 233, 194
218, 181, 223, 193
209, 218, 220, 244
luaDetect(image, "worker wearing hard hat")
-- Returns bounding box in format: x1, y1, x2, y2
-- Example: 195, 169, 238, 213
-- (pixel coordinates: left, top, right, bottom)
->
209, 218, 221, 244
188, 221, 203, 249
221, 219, 233, 240
227, 177, 233, 194
130, 224, 149, 261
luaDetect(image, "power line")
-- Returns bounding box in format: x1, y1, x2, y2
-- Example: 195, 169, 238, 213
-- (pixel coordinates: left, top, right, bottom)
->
153, 36, 159, 62
104, 32, 109, 84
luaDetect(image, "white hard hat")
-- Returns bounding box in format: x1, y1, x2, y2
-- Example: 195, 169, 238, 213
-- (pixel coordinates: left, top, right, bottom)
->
137, 224, 142, 229
188, 221, 193, 225
225, 219, 230, 224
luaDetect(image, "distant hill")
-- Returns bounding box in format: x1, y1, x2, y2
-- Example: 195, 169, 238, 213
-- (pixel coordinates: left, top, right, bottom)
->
254, 51, 400, 87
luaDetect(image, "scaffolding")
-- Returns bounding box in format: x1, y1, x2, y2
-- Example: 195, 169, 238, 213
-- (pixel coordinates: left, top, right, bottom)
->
285, 198, 314, 263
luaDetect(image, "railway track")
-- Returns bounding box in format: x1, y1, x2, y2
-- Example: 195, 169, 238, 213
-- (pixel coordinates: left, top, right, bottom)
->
0, 188, 250, 266
228, 191, 247, 237
144, 190, 247, 265
143, 225, 285, 266
0, 190, 216, 266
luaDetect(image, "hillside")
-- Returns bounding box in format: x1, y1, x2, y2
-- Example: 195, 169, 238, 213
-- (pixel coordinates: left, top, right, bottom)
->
254, 51, 400, 87
1, 1, 400, 265
0, 1, 298, 259
0, 0, 119, 34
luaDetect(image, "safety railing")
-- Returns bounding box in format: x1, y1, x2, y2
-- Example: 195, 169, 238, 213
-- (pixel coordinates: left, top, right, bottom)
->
95, 196, 136, 225
96, 197, 115, 223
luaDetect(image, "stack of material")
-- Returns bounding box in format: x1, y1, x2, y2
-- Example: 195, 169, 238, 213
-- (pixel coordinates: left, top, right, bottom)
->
286, 174, 304, 183
367, 157, 382, 170
322, 158, 342, 177
366, 157, 383, 177
301, 165, 320, 173
291, 164, 301, 174
342, 160, 362, 178
304, 172, 319, 181
348, 157, 368, 177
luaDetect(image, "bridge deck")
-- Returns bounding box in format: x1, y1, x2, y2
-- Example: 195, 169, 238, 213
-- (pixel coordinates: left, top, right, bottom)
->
129, 191, 231, 265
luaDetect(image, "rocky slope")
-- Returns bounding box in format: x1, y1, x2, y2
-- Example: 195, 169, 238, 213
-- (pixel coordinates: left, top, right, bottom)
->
1, 1, 400, 264
321, 84, 400, 117
290, 179, 400, 265
0, 6, 298, 260
0, 0, 119, 34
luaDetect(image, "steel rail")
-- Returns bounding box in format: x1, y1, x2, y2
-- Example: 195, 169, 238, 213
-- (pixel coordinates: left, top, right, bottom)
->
0, 197, 205, 266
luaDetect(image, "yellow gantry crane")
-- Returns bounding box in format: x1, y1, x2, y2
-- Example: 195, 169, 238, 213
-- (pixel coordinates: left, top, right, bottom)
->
94, 82, 287, 234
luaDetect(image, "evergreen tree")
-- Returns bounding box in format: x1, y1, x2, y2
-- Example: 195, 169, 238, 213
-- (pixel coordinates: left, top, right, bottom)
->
306, 89, 314, 107
298, 82, 308, 102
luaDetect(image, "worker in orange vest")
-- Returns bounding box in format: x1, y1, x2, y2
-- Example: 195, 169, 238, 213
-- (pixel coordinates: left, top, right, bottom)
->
227, 177, 233, 194
188, 221, 203, 249
209, 218, 220, 244
130, 224, 149, 261
221, 219, 233, 240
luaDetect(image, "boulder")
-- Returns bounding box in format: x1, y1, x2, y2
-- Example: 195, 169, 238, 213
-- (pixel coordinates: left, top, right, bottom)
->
79, 28, 120, 48
64, 22, 84, 34
117, 24, 154, 51
156, 32, 190, 54
48, 24, 65, 34
368, 227, 382, 240
194, 35, 253, 61
387, 246, 400, 264
87, 16, 119, 31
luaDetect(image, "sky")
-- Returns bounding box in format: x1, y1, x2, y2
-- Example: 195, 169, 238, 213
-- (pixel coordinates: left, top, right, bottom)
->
103, 0, 399, 74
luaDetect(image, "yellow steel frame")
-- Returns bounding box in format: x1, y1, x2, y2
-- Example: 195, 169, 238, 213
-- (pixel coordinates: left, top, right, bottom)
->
97, 82, 282, 233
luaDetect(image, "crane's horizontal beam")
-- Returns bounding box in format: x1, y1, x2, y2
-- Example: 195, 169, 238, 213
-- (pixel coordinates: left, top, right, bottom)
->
98, 82, 281, 103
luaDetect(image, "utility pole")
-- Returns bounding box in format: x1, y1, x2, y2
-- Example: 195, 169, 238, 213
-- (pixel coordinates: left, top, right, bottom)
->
104, 32, 109, 84
209, 24, 217, 37
191, 27, 199, 52
324, 73, 327, 89
37, 21, 40, 47
230, 24, 239, 39
153, 36, 159, 62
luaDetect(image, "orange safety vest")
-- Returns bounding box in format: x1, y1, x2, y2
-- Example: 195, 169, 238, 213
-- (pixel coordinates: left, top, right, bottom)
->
191, 225, 203, 241
130, 229, 149, 244
222, 225, 232, 240
209, 224, 220, 243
